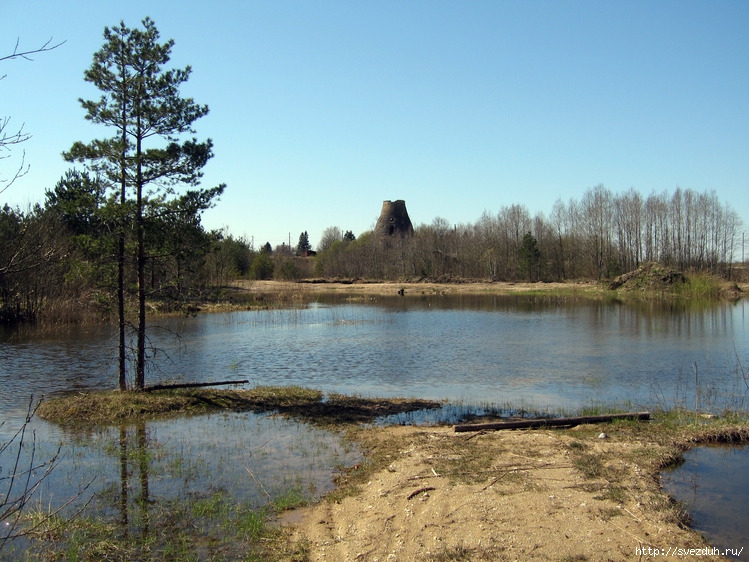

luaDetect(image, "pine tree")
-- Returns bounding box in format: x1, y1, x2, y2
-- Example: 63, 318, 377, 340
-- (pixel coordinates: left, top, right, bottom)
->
519, 232, 541, 282
297, 231, 311, 254
65, 18, 224, 390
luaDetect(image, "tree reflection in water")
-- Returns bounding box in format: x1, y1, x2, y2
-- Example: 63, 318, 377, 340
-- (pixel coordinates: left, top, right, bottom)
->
117, 422, 150, 542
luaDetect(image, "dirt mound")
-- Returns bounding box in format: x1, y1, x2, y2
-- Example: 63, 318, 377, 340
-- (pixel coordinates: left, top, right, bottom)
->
609, 262, 686, 291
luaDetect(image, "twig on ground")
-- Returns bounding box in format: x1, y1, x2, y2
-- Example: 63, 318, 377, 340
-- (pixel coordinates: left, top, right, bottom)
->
245, 466, 272, 502
406, 487, 435, 500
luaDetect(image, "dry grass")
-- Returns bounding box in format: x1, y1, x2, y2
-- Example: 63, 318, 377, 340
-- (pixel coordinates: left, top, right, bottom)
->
232, 279, 608, 299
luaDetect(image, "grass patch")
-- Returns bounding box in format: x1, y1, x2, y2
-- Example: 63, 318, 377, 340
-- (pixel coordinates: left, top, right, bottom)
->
36, 386, 442, 427
20, 491, 308, 562
572, 450, 605, 479
608, 261, 741, 300
596, 485, 628, 505
271, 486, 311, 512
559, 408, 749, 525
672, 270, 726, 299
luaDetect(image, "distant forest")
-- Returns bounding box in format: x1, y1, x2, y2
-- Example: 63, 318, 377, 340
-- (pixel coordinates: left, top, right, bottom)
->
315, 185, 743, 283
1, 183, 744, 325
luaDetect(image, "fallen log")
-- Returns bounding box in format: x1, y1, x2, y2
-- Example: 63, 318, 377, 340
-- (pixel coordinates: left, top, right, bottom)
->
145, 380, 249, 392
454, 411, 650, 432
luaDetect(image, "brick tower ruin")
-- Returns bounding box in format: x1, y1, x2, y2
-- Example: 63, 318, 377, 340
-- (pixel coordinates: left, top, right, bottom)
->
374, 200, 414, 239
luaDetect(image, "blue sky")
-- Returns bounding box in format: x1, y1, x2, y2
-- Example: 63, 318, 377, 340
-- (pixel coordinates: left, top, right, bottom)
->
4, 1, 748, 250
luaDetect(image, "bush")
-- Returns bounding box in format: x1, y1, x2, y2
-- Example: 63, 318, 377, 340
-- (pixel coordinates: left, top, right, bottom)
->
278, 259, 301, 280
249, 253, 274, 280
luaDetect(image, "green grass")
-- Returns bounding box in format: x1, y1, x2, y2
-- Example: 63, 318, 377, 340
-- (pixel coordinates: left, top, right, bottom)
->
423, 543, 504, 561
19, 490, 308, 562
672, 271, 724, 299
272, 486, 310, 512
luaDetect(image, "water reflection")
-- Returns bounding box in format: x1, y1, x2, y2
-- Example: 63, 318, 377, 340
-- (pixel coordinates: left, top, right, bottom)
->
662, 445, 749, 560
23, 412, 359, 530
0, 411, 359, 558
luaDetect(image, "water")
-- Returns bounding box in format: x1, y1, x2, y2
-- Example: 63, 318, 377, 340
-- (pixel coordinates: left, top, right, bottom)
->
662, 445, 749, 560
5, 297, 745, 413
1, 295, 748, 552
24, 411, 355, 511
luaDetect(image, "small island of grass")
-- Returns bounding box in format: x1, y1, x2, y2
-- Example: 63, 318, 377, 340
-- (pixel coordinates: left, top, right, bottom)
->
36, 386, 443, 427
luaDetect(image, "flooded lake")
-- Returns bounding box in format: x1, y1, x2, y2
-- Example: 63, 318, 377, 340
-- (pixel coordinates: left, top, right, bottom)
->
1, 294, 748, 553
3, 296, 747, 414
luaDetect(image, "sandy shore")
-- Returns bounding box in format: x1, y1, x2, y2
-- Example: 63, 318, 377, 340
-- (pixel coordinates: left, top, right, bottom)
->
232, 279, 605, 298
286, 424, 729, 561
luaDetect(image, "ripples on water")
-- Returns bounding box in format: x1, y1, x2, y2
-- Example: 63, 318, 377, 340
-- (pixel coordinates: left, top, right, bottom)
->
2, 297, 746, 414
156, 297, 748, 413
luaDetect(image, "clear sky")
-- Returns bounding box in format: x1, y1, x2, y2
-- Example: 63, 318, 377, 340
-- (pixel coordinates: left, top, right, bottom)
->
4, 1, 748, 250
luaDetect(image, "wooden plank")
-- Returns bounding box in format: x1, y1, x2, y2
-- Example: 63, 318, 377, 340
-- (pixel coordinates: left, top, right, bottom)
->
454, 411, 650, 432
144, 380, 249, 392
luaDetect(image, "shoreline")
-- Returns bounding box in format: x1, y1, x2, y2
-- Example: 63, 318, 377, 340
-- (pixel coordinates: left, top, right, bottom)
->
20, 275, 749, 559
31, 388, 749, 560
285, 415, 748, 561
228, 276, 746, 301
232, 278, 608, 297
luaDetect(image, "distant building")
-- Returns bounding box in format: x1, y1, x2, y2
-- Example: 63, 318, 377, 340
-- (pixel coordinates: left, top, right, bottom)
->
375, 200, 414, 239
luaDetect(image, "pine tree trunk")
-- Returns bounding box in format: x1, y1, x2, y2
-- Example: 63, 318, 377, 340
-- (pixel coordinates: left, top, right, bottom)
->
118, 232, 127, 391
117, 91, 128, 392
136, 213, 146, 390
135, 117, 146, 391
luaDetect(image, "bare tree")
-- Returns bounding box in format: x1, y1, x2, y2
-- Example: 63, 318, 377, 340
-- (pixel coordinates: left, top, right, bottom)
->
0, 117, 30, 195
1, 38, 66, 195
0, 398, 61, 553
318, 226, 343, 253
549, 199, 570, 280
580, 185, 614, 279
0, 37, 65, 66
313, 186, 741, 283
498, 204, 532, 279
614, 188, 644, 273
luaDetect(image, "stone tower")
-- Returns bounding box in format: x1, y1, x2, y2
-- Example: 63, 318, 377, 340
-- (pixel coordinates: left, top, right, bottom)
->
375, 200, 414, 238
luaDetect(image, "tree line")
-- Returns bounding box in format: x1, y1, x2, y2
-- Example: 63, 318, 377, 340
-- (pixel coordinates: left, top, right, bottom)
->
312, 184, 743, 282
2, 180, 744, 327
